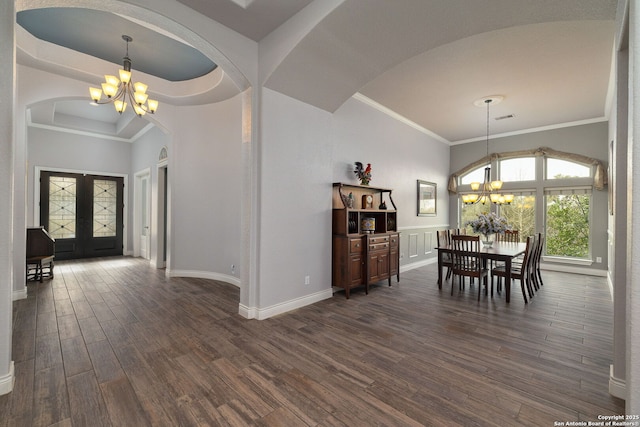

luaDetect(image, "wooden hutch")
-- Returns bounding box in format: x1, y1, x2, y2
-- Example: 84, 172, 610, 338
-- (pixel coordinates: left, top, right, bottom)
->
332, 183, 400, 298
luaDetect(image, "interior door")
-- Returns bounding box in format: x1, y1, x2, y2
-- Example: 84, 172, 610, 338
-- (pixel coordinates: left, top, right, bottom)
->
139, 174, 151, 259
40, 171, 124, 260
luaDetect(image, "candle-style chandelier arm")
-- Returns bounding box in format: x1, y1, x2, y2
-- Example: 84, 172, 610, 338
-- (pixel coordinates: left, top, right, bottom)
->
88, 35, 158, 117
461, 96, 513, 206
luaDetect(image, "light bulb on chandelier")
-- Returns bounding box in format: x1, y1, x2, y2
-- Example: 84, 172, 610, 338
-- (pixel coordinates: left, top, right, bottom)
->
462, 96, 513, 205
89, 35, 158, 117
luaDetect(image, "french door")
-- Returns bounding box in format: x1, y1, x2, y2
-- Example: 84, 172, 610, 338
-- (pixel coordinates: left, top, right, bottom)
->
40, 171, 124, 260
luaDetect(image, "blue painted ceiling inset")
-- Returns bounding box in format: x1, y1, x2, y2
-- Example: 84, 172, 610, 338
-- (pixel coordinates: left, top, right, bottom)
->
17, 7, 217, 82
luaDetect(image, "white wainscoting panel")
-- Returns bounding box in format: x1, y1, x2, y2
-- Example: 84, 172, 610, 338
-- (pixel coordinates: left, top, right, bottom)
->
408, 233, 419, 258
423, 231, 434, 255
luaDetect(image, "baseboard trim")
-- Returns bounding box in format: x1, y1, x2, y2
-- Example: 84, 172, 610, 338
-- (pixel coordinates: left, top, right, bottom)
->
609, 365, 626, 400
12, 287, 27, 301
540, 263, 607, 277
400, 257, 437, 273
238, 289, 333, 320
0, 362, 15, 396
166, 269, 241, 287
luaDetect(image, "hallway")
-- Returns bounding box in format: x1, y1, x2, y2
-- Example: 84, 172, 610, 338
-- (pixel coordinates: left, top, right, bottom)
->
1, 257, 624, 426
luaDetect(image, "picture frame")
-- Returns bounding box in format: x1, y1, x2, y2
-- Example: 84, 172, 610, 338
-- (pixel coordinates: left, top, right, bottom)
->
417, 180, 436, 216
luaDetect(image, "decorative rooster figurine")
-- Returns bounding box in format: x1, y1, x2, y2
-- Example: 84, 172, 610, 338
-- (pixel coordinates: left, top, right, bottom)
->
354, 162, 372, 185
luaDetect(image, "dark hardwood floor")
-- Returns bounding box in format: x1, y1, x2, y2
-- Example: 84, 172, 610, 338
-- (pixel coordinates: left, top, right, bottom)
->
1, 257, 624, 426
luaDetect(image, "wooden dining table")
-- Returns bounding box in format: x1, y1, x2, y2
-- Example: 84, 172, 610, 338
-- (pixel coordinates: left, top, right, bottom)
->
436, 241, 527, 303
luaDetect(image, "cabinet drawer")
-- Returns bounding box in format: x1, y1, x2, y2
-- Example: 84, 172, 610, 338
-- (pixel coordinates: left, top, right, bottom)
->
389, 234, 399, 247
369, 242, 389, 251
368, 235, 389, 244
349, 238, 364, 253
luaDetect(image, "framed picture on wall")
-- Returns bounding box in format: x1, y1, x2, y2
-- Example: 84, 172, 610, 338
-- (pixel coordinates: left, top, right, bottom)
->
417, 180, 436, 216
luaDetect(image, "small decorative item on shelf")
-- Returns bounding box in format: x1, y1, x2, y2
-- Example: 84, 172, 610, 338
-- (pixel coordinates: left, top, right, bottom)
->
362, 194, 374, 209
354, 162, 372, 185
341, 192, 355, 208
379, 200, 387, 210
465, 212, 512, 248
341, 193, 355, 208
361, 217, 376, 234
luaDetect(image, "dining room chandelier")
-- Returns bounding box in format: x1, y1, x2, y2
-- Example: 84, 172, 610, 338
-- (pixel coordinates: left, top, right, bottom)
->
462, 96, 514, 205
89, 35, 158, 117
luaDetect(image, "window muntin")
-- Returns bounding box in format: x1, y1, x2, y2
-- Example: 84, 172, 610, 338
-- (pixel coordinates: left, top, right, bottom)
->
546, 158, 591, 179
499, 157, 536, 182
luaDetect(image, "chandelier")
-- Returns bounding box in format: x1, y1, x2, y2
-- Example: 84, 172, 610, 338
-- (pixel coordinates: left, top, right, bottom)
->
462, 96, 514, 205
89, 35, 158, 117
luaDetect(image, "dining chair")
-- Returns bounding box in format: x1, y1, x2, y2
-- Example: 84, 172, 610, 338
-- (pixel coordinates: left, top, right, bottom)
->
497, 229, 519, 243
492, 229, 520, 286
492, 235, 535, 304
451, 235, 490, 300
436, 229, 453, 281
532, 232, 545, 290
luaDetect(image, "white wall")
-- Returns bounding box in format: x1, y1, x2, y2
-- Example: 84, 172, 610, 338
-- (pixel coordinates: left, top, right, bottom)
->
130, 125, 170, 261
26, 127, 132, 226
627, 0, 639, 412
20, 64, 244, 290
258, 88, 333, 310
609, 5, 629, 398
332, 97, 450, 229
168, 94, 243, 284
256, 89, 450, 313
0, 0, 15, 395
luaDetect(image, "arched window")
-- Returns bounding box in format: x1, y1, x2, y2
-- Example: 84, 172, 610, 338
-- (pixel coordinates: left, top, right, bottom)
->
546, 158, 591, 179
499, 157, 536, 182
459, 166, 486, 185
455, 151, 601, 262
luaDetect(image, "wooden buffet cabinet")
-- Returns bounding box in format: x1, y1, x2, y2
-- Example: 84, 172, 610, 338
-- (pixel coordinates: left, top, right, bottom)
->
332, 183, 400, 298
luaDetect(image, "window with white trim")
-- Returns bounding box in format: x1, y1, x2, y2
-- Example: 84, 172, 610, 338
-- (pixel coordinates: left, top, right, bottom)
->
458, 156, 594, 260
544, 187, 591, 258
546, 158, 591, 179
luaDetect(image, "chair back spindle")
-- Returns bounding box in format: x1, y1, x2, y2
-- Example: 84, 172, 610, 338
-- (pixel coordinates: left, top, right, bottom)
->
498, 230, 519, 243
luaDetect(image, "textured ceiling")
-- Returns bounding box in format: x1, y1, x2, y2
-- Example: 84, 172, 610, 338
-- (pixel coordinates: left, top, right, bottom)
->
175, 0, 315, 41
15, 0, 619, 144
263, 0, 618, 143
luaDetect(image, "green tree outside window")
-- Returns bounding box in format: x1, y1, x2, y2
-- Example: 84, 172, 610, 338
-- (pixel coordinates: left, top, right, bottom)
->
545, 194, 590, 258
